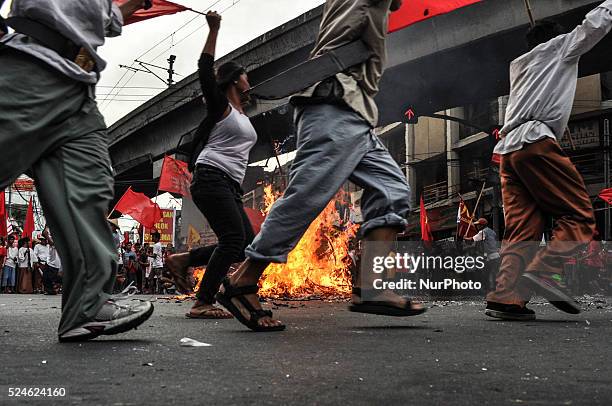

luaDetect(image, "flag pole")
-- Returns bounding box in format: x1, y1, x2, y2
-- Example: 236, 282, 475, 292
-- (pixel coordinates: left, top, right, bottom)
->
186, 8, 208, 17
524, 0, 536, 28
464, 182, 486, 238
107, 186, 131, 219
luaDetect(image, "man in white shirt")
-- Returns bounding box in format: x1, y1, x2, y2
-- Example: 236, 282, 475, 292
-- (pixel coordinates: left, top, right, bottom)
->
464, 218, 500, 291
42, 227, 61, 295
486, 2, 611, 321
150, 232, 164, 294
0, 0, 153, 342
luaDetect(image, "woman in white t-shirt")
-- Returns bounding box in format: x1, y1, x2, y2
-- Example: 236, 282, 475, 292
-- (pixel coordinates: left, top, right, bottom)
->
168, 12, 257, 319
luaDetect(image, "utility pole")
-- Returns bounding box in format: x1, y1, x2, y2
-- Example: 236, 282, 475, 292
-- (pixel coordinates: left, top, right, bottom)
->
119, 55, 179, 87
604, 118, 611, 241
167, 55, 176, 86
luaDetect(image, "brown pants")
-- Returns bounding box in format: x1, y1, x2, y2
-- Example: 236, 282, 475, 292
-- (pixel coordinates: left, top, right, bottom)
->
17, 267, 33, 294
486, 138, 596, 305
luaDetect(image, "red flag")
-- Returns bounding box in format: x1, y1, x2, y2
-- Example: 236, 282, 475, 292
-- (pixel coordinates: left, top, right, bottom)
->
457, 197, 477, 239
420, 195, 434, 243
389, 0, 482, 32
0, 191, 6, 237
491, 153, 501, 166
22, 197, 35, 239
599, 188, 612, 205
158, 156, 193, 198
114, 187, 162, 229
244, 207, 265, 235
113, 0, 189, 25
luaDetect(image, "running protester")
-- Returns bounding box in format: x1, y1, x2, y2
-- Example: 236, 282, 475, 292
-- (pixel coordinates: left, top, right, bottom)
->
215, 0, 426, 332
485, 1, 611, 320
167, 11, 257, 319
0, 0, 153, 341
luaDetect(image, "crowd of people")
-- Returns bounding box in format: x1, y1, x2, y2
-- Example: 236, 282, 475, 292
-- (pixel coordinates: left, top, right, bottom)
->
0, 228, 62, 295
111, 225, 177, 295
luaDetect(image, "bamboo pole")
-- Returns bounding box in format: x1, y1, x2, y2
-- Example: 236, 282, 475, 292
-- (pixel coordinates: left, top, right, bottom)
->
524, 0, 536, 28
464, 182, 486, 238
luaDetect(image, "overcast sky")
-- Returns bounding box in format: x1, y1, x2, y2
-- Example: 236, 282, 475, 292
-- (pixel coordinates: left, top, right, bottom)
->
1, 0, 325, 125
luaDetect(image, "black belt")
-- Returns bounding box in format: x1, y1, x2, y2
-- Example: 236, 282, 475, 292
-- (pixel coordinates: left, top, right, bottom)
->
5, 16, 82, 63
0, 16, 7, 35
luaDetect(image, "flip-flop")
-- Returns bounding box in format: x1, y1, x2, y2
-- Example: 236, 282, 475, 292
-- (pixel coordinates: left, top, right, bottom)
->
185, 307, 233, 319
348, 288, 426, 317
215, 278, 285, 332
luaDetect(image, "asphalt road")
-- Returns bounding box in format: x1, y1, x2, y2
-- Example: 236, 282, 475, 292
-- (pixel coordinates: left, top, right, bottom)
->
1, 294, 611, 406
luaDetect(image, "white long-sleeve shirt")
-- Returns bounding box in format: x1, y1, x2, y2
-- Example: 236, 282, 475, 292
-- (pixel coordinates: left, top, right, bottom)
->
495, 0, 612, 154
1, 0, 123, 83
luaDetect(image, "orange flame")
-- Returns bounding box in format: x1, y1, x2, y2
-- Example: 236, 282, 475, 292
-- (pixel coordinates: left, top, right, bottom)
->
258, 185, 358, 299
172, 186, 358, 301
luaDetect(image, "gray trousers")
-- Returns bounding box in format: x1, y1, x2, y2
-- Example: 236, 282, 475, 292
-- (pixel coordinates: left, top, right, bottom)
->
246, 103, 411, 263
0, 48, 117, 335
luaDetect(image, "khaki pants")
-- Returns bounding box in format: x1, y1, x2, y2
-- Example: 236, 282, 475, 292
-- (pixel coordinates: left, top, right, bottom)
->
0, 48, 117, 335
487, 138, 596, 305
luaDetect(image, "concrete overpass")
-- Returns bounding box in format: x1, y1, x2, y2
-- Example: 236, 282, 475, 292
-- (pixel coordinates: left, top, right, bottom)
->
108, 0, 612, 197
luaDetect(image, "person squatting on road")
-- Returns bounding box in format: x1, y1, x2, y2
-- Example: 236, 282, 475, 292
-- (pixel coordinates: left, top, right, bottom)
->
166, 11, 258, 320
484, 1, 612, 321
0, 0, 153, 342
215, 0, 427, 332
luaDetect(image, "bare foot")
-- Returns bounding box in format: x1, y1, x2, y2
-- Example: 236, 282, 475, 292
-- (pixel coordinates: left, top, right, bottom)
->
220, 276, 284, 329
186, 301, 233, 319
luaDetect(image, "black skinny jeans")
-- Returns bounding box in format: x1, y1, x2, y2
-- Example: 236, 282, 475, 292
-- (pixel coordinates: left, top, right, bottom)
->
189, 165, 255, 304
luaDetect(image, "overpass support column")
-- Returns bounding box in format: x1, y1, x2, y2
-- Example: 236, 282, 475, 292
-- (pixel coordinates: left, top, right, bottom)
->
446, 107, 462, 199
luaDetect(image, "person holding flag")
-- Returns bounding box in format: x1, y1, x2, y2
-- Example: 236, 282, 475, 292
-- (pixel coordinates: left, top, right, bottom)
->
485, 1, 612, 320
166, 10, 258, 319
0, 0, 153, 341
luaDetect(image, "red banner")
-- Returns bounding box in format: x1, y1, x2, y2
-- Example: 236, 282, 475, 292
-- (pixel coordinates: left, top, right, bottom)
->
244, 207, 265, 235
22, 197, 35, 239
13, 178, 34, 192
113, 0, 190, 25
158, 156, 192, 198
389, 0, 482, 33
114, 187, 162, 229
0, 191, 6, 237
143, 208, 175, 245
457, 197, 477, 239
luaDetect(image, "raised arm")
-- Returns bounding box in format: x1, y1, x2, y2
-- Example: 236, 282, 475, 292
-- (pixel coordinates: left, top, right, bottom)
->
198, 11, 228, 117
563, 0, 612, 60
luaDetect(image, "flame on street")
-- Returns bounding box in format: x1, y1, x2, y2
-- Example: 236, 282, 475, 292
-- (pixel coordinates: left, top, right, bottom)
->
176, 185, 358, 301
257, 186, 358, 299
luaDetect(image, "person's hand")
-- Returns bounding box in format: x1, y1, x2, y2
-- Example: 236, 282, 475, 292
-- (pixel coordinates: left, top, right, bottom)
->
206, 11, 222, 31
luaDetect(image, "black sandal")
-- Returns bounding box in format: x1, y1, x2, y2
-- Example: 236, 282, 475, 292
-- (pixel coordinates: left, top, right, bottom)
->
215, 278, 286, 332
349, 288, 426, 317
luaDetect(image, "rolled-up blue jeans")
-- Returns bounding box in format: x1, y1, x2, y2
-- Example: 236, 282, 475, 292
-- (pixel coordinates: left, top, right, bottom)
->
1, 265, 15, 287
246, 103, 411, 263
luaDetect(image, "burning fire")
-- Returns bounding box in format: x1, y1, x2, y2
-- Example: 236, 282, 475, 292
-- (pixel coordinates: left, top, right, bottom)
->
177, 185, 359, 301
258, 185, 358, 299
